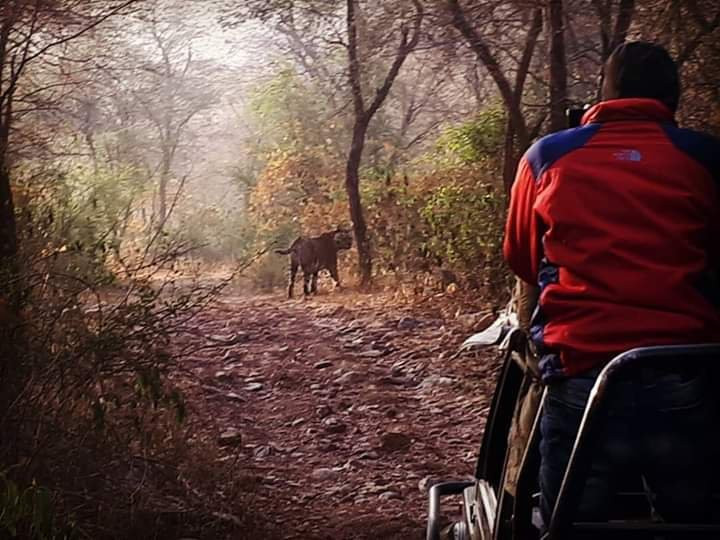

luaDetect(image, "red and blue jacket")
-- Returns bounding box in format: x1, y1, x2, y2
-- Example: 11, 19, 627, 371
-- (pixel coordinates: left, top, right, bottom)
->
504, 98, 720, 381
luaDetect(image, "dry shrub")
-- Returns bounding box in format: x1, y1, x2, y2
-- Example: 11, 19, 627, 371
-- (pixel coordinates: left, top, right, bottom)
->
245, 253, 288, 292
0, 208, 267, 539
365, 164, 511, 302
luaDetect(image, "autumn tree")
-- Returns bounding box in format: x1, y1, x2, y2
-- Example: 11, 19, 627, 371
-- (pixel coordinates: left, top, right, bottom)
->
444, 0, 544, 190
637, 0, 720, 133
124, 3, 218, 230
548, 0, 568, 132
344, 0, 423, 285
0, 0, 137, 297
225, 1, 426, 285
593, 0, 636, 62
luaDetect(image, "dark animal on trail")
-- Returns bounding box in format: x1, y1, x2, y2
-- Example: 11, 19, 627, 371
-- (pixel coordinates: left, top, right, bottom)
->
275, 228, 353, 298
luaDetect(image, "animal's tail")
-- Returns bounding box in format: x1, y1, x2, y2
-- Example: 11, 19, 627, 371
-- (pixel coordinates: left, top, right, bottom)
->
274, 237, 301, 255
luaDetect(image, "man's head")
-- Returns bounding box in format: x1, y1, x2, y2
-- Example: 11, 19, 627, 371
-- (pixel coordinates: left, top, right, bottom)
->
601, 41, 680, 112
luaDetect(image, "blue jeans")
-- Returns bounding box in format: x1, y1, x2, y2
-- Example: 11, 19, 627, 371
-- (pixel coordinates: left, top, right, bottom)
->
539, 366, 719, 529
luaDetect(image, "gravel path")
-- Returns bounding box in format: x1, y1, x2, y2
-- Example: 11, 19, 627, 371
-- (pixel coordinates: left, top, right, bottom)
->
172, 291, 498, 539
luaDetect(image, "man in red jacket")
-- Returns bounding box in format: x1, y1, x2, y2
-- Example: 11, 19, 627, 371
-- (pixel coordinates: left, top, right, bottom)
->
504, 41, 720, 527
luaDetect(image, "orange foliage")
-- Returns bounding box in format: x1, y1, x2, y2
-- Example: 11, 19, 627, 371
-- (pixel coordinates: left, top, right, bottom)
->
249, 147, 349, 236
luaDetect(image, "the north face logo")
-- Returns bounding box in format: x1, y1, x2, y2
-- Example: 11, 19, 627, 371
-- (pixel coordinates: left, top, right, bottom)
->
613, 149, 642, 161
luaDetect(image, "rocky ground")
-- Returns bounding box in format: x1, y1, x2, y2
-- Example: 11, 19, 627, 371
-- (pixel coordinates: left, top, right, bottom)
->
171, 290, 499, 539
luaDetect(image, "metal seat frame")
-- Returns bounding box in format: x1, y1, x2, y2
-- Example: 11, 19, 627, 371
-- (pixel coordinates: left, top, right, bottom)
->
427, 343, 720, 540
545, 343, 720, 539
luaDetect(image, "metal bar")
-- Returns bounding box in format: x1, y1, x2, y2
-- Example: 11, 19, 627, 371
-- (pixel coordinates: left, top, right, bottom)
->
461, 484, 478, 539
512, 387, 547, 539
476, 479, 497, 534
427, 481, 475, 540
475, 345, 526, 486
547, 344, 720, 538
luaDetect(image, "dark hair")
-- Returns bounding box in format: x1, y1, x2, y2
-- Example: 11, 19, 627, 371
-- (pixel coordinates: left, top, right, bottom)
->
602, 41, 680, 112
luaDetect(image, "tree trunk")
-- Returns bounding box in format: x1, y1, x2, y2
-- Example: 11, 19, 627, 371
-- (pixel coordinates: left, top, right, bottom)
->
610, 0, 636, 52
346, 121, 372, 286
0, 163, 21, 440
0, 70, 17, 295
548, 0, 568, 132
158, 171, 168, 230
344, 0, 422, 287
0, 164, 16, 256
448, 0, 532, 149
593, 0, 636, 98
0, 162, 17, 298
157, 150, 171, 230
502, 117, 517, 194
448, 1, 542, 187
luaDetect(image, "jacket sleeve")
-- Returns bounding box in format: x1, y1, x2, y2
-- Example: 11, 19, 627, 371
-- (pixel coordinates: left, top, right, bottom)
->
503, 155, 542, 285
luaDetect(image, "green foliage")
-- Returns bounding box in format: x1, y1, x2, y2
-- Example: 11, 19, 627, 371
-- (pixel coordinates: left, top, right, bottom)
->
0, 475, 76, 539
248, 67, 342, 155
19, 161, 148, 280
239, 72, 512, 296
434, 107, 505, 165
249, 253, 290, 291
233, 102, 512, 296
7, 169, 221, 535
364, 181, 422, 272
364, 165, 510, 296
176, 204, 250, 262
59, 163, 145, 249
420, 181, 505, 275
356, 106, 512, 296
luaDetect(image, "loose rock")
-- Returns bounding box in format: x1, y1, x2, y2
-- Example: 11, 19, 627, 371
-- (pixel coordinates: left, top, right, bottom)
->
226, 392, 245, 402
311, 468, 339, 481
218, 428, 242, 447
419, 375, 454, 388
379, 432, 412, 453
358, 349, 384, 358
334, 371, 363, 385
313, 360, 332, 369
397, 316, 421, 330
323, 417, 348, 434
316, 404, 332, 418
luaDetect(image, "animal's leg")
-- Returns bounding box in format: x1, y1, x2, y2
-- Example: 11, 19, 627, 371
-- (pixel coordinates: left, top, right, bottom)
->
303, 272, 312, 296
310, 272, 319, 294
288, 262, 298, 298
329, 263, 342, 289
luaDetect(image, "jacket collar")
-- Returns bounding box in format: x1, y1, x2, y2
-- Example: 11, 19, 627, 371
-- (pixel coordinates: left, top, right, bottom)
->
582, 98, 675, 125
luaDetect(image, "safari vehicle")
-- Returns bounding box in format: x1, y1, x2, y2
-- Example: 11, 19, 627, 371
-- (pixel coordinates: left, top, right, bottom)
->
425, 310, 720, 540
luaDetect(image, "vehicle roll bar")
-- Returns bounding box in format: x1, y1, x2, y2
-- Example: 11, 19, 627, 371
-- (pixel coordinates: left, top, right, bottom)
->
546, 344, 720, 539
427, 481, 474, 540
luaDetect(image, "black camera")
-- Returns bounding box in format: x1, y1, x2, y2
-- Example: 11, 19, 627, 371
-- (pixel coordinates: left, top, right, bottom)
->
566, 105, 590, 128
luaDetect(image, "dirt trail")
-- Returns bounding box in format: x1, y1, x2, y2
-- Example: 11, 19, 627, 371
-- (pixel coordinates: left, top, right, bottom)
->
172, 291, 498, 539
